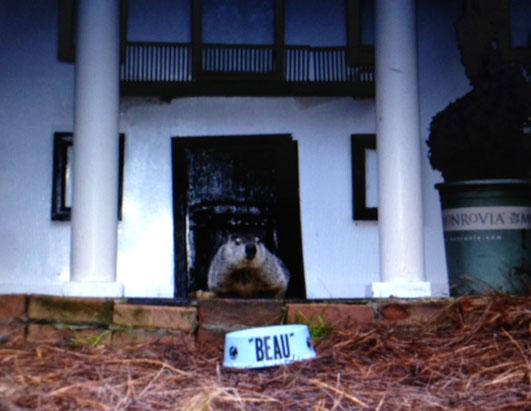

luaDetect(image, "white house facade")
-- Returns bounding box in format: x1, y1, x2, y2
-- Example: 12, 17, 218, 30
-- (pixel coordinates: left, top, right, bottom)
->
3, 0, 512, 300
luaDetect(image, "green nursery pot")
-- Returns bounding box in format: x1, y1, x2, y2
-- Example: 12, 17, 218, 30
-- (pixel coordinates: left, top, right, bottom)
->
436, 179, 531, 296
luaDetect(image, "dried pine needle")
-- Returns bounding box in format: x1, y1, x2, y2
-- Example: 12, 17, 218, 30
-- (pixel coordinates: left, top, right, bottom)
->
0, 295, 529, 410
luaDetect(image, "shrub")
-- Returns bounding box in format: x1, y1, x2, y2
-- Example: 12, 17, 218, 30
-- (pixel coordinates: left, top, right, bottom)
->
427, 62, 531, 182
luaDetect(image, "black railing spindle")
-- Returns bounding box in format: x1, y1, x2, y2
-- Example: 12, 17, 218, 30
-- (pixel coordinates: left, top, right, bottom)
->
121, 42, 374, 89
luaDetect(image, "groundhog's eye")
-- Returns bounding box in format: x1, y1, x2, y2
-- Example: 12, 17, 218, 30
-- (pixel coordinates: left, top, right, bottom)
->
234, 237, 241, 245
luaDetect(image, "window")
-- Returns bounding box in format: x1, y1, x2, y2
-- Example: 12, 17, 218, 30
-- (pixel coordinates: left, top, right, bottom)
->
351, 134, 377, 221
285, 0, 346, 46
202, 0, 275, 45
127, 0, 191, 43
51, 132, 125, 221
192, 0, 284, 78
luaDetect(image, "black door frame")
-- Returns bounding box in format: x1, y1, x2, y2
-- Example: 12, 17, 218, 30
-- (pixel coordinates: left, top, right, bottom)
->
171, 134, 306, 301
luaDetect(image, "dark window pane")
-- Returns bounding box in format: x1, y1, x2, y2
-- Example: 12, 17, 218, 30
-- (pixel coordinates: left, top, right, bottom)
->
511, 0, 531, 48
128, 0, 191, 42
202, 0, 274, 45
285, 0, 346, 46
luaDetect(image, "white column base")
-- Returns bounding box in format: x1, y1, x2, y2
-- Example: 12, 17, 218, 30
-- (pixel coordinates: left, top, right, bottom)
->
62, 282, 124, 298
368, 281, 431, 298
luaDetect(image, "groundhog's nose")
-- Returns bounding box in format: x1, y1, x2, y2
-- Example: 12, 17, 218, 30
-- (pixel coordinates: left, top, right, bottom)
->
245, 244, 257, 260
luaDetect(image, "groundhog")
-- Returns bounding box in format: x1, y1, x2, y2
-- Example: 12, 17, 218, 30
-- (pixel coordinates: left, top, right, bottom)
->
207, 233, 290, 298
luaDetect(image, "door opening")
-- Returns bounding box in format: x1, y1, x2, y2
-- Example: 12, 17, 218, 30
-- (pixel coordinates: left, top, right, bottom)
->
172, 134, 306, 300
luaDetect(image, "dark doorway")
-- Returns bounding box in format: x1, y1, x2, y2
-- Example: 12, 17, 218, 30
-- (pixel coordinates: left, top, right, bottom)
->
172, 134, 306, 301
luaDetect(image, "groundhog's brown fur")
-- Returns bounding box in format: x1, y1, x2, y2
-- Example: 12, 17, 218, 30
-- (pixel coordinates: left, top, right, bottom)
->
207, 234, 290, 298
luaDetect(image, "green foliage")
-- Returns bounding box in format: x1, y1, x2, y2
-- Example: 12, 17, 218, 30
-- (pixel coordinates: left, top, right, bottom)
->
295, 313, 333, 343
427, 62, 531, 182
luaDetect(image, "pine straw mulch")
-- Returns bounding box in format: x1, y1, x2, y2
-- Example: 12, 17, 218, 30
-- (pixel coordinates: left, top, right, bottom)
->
0, 295, 530, 410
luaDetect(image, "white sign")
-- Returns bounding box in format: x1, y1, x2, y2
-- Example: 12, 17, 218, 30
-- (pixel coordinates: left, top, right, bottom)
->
442, 206, 531, 232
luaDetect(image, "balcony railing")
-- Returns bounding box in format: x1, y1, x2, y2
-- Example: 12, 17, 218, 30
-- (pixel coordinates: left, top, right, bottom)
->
202, 43, 275, 74
285, 46, 311, 82
120, 42, 374, 97
121, 42, 192, 82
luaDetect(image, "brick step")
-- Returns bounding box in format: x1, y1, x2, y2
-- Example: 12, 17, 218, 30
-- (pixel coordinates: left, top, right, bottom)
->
0, 294, 453, 348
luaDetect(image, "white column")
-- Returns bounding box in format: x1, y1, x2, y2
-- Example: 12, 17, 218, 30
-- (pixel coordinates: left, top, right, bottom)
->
67, 0, 123, 297
370, 0, 430, 298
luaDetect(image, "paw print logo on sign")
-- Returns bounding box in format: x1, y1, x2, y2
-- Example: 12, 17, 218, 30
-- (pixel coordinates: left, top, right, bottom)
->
229, 346, 238, 360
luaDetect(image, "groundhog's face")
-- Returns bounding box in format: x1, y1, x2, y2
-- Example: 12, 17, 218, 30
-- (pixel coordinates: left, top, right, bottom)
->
223, 234, 266, 268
